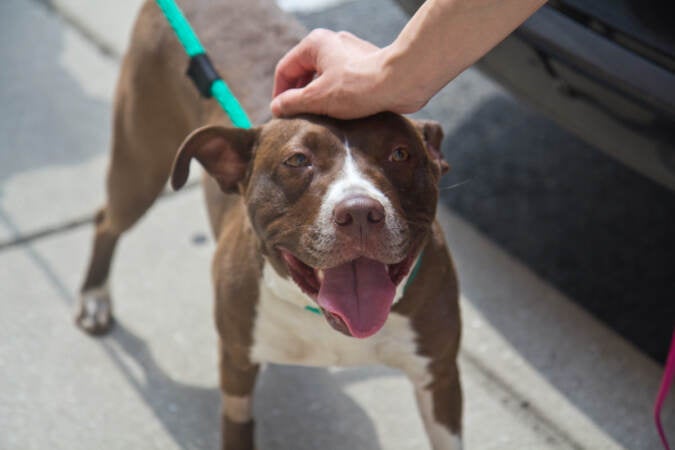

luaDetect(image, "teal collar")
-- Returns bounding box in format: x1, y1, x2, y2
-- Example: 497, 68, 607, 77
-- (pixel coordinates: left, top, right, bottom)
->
304, 252, 423, 315
305, 305, 322, 315
403, 251, 424, 293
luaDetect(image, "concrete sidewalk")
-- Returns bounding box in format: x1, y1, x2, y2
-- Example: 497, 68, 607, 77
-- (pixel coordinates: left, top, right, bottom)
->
0, 1, 672, 449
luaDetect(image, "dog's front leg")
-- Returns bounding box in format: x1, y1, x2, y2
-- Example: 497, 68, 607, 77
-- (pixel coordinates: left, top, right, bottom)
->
412, 359, 463, 450
219, 341, 259, 450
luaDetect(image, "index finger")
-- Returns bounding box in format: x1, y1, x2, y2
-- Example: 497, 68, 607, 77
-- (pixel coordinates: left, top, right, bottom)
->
272, 30, 327, 97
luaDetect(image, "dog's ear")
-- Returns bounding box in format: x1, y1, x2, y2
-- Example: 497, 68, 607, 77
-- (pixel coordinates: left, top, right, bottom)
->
171, 125, 260, 193
413, 120, 449, 175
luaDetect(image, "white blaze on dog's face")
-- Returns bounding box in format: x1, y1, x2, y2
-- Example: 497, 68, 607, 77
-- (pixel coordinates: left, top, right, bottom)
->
172, 113, 447, 338
312, 140, 406, 263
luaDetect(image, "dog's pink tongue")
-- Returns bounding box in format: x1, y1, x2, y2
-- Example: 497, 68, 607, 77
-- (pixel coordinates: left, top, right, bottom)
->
317, 257, 396, 338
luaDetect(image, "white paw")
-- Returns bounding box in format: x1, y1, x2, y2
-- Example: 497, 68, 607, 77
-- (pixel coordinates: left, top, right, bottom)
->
75, 285, 113, 335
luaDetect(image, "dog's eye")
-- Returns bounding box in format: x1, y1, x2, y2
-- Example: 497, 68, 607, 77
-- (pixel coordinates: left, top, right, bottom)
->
389, 146, 409, 163
284, 153, 310, 168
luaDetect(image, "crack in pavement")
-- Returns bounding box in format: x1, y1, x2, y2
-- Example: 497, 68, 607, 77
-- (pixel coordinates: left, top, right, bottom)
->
0, 181, 200, 252
460, 349, 585, 450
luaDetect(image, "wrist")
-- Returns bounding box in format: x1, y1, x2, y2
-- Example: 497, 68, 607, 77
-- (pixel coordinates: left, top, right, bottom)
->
377, 41, 436, 114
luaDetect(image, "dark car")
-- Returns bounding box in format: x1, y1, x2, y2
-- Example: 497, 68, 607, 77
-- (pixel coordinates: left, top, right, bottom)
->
396, 0, 675, 191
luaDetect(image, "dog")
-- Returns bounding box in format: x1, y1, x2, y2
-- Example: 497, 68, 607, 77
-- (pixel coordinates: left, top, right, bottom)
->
76, 0, 462, 448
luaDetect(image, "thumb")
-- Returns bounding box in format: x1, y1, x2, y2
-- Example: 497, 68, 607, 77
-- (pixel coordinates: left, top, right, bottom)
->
270, 84, 323, 117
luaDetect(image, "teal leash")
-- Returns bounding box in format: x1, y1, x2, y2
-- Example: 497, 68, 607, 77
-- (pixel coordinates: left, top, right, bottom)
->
154, 0, 252, 129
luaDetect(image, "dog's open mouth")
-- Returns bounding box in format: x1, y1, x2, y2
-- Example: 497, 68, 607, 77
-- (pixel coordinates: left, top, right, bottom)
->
280, 249, 418, 339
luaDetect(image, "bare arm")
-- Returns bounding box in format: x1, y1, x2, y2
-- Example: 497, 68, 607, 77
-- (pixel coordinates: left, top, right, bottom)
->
271, 0, 546, 119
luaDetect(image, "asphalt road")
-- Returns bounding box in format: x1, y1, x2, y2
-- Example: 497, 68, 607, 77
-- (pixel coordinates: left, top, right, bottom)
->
298, 0, 675, 363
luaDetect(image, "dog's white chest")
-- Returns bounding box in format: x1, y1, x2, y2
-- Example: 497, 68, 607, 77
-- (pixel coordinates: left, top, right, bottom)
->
250, 263, 429, 378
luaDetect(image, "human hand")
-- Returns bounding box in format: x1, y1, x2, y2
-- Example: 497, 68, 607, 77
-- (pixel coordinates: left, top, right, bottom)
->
271, 29, 424, 119
271, 0, 547, 120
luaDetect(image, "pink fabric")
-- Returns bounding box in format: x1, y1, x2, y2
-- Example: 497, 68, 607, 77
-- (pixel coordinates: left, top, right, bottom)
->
656, 327, 675, 450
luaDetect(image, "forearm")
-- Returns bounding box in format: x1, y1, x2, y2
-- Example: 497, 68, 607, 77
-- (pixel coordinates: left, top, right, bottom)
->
381, 0, 547, 110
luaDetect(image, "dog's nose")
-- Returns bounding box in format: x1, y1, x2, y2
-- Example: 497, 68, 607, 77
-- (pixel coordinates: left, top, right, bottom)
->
334, 195, 385, 229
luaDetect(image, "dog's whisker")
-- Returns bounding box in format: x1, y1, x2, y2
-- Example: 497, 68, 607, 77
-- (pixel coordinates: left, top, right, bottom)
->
439, 179, 472, 191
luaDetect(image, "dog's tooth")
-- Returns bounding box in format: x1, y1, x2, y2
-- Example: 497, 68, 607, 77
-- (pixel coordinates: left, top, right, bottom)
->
317, 269, 324, 282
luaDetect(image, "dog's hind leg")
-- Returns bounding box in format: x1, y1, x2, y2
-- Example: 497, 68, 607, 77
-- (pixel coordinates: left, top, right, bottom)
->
76, 133, 173, 334
76, 208, 119, 334
76, 58, 193, 334
76, 167, 168, 334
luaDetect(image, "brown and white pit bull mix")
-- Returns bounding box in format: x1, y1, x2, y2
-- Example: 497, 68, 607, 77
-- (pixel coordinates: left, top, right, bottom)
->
76, 0, 462, 448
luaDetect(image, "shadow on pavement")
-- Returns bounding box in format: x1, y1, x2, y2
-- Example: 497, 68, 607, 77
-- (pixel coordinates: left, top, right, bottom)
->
439, 95, 675, 363
102, 322, 221, 449
438, 95, 675, 449
256, 365, 387, 450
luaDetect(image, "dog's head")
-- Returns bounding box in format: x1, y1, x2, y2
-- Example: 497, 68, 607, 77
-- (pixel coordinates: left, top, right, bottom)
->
172, 113, 448, 338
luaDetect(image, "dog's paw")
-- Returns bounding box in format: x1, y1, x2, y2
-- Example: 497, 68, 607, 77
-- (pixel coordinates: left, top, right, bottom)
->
75, 285, 113, 335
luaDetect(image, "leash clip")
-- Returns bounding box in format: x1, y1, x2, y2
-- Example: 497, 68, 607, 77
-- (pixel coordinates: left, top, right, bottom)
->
186, 53, 221, 98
